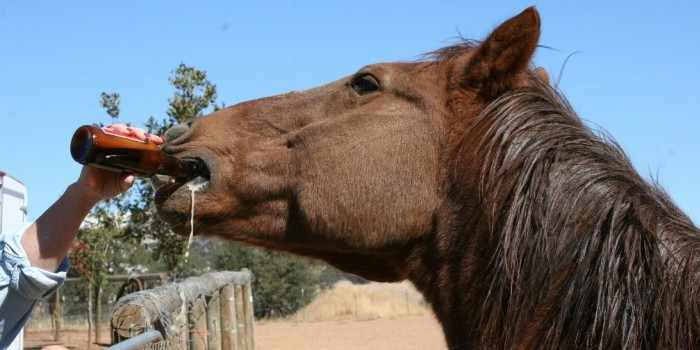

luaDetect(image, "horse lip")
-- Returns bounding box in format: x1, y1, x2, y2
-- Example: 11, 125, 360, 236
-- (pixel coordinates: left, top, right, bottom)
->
153, 180, 187, 204
153, 156, 213, 204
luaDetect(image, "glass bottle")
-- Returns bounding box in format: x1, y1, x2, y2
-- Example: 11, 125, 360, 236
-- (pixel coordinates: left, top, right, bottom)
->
70, 125, 199, 179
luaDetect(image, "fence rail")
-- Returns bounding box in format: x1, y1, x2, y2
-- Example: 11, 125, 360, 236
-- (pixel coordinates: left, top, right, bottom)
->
110, 269, 255, 350
48, 273, 168, 342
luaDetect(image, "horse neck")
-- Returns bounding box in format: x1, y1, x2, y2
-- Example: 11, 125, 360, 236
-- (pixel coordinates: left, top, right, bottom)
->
410, 86, 700, 349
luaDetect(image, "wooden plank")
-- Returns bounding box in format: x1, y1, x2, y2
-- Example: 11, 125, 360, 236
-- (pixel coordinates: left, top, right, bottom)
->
53, 288, 63, 341
65, 272, 168, 284
220, 284, 239, 350
242, 278, 256, 350
173, 300, 189, 350
188, 297, 208, 350
235, 285, 245, 350
206, 291, 221, 350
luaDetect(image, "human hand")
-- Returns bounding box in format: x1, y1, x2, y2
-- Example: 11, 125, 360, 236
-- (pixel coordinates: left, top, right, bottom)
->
73, 124, 164, 201
104, 123, 165, 144
75, 166, 135, 201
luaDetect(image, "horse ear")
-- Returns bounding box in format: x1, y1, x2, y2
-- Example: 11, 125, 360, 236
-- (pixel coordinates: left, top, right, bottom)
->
453, 7, 541, 99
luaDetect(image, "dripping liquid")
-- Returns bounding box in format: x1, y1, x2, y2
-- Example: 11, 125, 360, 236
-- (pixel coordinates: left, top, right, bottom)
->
184, 178, 207, 261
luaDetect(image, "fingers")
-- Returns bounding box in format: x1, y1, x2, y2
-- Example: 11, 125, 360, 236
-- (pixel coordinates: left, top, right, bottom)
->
128, 127, 149, 141
104, 123, 130, 135
103, 124, 165, 145
77, 166, 136, 200
147, 133, 166, 145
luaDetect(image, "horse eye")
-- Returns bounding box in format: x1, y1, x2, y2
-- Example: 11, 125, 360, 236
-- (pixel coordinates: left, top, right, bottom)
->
350, 74, 380, 95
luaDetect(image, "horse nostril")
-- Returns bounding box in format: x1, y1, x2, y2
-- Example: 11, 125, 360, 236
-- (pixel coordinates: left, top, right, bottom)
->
164, 124, 191, 144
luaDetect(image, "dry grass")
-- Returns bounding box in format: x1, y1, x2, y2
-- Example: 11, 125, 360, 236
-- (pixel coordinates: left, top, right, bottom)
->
288, 280, 433, 322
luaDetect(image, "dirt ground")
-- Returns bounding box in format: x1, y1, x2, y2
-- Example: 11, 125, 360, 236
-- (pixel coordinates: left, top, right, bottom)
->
256, 315, 446, 350
25, 315, 446, 349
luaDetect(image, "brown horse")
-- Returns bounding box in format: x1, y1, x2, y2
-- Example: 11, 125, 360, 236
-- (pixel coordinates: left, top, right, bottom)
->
154, 7, 700, 349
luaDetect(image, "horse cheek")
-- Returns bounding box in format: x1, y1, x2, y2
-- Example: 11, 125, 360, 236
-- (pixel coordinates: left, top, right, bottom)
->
292, 122, 439, 251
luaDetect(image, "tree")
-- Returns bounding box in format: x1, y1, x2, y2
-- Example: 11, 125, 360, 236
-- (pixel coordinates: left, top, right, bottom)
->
123, 63, 219, 280
166, 63, 219, 124
215, 241, 318, 318
99, 92, 121, 124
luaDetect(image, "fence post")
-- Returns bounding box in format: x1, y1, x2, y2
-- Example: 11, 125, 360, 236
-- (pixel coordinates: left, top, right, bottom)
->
207, 290, 221, 350
242, 275, 255, 350
189, 297, 208, 350
96, 285, 103, 343
234, 285, 245, 350
220, 284, 239, 350
174, 299, 189, 350
52, 288, 63, 341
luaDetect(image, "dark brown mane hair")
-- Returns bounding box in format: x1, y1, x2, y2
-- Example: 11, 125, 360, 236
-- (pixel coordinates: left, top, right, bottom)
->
440, 41, 700, 347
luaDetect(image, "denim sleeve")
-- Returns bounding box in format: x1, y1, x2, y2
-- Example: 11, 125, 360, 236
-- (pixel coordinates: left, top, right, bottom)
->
0, 222, 70, 348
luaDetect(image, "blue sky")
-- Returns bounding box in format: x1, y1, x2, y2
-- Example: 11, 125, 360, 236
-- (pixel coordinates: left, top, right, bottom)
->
1, 1, 699, 224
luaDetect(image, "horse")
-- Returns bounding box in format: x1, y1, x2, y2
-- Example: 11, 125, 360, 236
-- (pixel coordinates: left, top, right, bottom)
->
154, 7, 700, 349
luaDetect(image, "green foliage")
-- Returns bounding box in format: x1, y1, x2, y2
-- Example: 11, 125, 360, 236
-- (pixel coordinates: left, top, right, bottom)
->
178, 238, 218, 278
99, 92, 121, 122
106, 237, 168, 275
166, 63, 219, 124
215, 241, 318, 318
123, 64, 219, 280
71, 225, 110, 288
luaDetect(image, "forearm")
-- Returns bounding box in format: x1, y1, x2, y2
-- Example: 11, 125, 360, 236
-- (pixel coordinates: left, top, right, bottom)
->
17, 126, 155, 272
20, 182, 101, 271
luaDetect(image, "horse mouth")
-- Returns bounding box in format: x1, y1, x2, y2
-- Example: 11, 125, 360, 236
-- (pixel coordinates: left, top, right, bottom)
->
152, 157, 212, 204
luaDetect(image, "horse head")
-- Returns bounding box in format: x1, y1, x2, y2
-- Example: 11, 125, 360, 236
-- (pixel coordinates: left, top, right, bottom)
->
154, 7, 543, 282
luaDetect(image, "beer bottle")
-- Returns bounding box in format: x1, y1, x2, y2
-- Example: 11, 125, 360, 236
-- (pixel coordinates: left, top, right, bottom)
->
70, 125, 199, 179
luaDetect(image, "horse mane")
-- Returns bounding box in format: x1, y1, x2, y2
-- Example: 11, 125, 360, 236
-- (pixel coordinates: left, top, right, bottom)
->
436, 43, 700, 348
422, 39, 483, 62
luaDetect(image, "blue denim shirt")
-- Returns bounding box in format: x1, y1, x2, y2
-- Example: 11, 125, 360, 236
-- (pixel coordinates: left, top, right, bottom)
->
0, 222, 69, 348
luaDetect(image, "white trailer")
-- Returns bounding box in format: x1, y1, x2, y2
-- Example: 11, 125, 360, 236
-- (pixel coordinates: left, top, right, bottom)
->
0, 171, 28, 350
1, 171, 28, 234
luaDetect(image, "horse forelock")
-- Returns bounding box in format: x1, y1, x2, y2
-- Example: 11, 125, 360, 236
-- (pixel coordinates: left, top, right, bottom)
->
450, 73, 700, 348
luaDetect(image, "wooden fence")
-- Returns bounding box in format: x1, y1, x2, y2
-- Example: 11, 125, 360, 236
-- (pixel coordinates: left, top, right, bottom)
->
49, 273, 168, 342
110, 270, 255, 350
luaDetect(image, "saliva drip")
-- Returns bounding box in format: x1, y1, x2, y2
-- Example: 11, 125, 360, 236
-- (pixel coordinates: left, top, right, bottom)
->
184, 177, 208, 262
